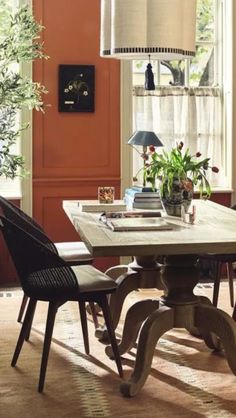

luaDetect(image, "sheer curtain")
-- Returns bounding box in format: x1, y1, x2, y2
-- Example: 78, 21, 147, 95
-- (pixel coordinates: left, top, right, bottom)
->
133, 86, 224, 188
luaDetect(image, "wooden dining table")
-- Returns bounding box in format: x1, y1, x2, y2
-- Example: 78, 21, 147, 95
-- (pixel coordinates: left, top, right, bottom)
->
63, 199, 236, 397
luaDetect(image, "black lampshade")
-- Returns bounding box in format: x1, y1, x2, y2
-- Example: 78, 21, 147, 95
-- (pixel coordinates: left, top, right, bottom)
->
128, 131, 163, 147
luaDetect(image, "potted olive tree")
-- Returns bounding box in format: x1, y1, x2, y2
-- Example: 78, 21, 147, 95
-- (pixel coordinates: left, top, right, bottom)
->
0, 0, 47, 179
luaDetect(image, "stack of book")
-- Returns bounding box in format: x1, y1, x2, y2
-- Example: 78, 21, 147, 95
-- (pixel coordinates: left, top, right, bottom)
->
124, 187, 163, 210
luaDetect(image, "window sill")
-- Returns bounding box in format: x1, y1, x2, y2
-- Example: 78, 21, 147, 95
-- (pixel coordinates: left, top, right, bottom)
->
0, 193, 22, 200
210, 188, 233, 194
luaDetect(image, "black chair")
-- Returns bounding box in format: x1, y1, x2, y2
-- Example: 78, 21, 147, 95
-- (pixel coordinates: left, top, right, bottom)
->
232, 302, 236, 321
198, 204, 236, 307
0, 215, 123, 392
0, 196, 99, 328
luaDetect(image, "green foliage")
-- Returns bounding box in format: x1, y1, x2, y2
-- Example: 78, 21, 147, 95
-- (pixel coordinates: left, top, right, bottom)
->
0, 0, 48, 179
134, 142, 219, 199
196, 0, 214, 42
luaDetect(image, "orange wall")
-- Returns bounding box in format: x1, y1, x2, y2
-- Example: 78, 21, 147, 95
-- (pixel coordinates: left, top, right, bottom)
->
32, 0, 121, 272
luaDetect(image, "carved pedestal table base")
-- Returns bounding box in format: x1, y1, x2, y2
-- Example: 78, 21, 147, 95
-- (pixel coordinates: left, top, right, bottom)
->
106, 255, 236, 397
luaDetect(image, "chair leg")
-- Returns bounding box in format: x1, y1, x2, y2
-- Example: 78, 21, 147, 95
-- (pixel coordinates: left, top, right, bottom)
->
99, 295, 123, 378
233, 303, 236, 321
25, 301, 37, 341
227, 262, 235, 308
38, 302, 58, 393
12, 298, 37, 367
212, 261, 222, 307
78, 301, 89, 354
17, 293, 28, 323
88, 302, 100, 329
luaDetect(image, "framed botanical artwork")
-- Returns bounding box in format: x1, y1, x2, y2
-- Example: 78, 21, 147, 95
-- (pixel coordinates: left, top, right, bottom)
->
58, 64, 95, 112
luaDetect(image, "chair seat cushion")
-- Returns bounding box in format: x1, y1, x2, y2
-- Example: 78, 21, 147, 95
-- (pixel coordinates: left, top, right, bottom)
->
25, 265, 117, 300
72, 265, 117, 293
55, 241, 93, 262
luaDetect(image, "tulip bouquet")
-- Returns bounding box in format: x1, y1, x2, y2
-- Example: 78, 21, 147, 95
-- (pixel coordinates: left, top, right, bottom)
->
133, 141, 219, 199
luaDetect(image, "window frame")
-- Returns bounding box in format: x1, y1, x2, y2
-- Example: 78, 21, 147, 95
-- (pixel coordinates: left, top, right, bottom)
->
20, 0, 33, 215
0, 0, 33, 214
121, 0, 233, 198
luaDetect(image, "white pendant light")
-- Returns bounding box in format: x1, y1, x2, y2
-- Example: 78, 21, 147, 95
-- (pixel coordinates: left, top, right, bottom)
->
100, 0, 197, 60
100, 0, 112, 56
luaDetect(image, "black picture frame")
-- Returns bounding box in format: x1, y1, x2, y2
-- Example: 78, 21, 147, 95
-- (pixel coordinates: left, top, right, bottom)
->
58, 64, 95, 112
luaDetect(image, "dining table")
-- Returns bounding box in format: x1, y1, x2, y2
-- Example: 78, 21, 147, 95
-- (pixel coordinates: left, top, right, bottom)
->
63, 199, 236, 397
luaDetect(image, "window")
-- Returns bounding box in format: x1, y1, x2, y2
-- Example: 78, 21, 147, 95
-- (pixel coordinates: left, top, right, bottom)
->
129, 0, 232, 192
0, 0, 21, 198
0, 0, 32, 213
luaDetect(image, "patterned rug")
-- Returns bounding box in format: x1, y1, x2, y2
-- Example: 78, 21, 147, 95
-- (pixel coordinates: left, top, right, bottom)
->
0, 283, 236, 418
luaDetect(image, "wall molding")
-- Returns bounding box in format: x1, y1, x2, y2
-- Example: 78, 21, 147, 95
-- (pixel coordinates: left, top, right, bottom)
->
120, 61, 133, 197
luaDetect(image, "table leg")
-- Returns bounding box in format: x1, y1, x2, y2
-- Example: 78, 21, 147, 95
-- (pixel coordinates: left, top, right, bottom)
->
117, 254, 236, 397
105, 265, 129, 281
195, 303, 236, 369
95, 269, 141, 341
105, 299, 160, 357
95, 257, 163, 341
193, 295, 222, 350
120, 305, 174, 397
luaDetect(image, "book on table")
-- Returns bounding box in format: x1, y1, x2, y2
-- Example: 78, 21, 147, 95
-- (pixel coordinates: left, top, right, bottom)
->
128, 186, 158, 193
132, 200, 163, 209
125, 187, 160, 198
101, 210, 162, 219
124, 192, 163, 210
78, 200, 127, 213
133, 197, 162, 203
106, 216, 173, 231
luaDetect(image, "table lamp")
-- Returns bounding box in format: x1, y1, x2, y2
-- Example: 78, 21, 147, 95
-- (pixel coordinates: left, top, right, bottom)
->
128, 130, 163, 188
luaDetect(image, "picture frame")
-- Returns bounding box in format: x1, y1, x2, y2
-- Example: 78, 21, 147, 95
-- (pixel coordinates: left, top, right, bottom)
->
58, 64, 95, 112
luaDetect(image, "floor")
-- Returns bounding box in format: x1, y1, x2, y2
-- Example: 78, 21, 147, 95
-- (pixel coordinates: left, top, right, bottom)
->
0, 281, 236, 418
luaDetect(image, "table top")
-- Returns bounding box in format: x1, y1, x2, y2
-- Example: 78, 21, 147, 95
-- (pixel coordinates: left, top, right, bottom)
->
63, 199, 236, 257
